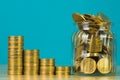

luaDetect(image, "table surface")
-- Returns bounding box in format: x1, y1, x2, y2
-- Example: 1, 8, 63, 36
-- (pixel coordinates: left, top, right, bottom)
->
0, 65, 120, 80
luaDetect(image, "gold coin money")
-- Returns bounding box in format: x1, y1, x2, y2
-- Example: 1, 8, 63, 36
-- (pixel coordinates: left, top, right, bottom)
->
8, 49, 23, 51
40, 71, 54, 75
97, 12, 110, 22
97, 58, 112, 74
32, 50, 39, 53
40, 66, 55, 71
40, 58, 55, 66
56, 66, 71, 71
87, 36, 102, 52
56, 71, 70, 75
72, 13, 87, 29
72, 13, 86, 23
83, 14, 95, 21
8, 43, 23, 46
24, 50, 33, 53
85, 53, 99, 57
8, 36, 23, 40
81, 58, 96, 74
75, 61, 80, 72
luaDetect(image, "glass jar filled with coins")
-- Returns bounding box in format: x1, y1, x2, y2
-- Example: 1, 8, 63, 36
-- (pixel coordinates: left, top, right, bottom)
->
72, 12, 115, 75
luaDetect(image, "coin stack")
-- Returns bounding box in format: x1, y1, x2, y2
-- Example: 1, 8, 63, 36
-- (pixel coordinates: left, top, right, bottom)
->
39, 58, 55, 75
24, 50, 39, 75
55, 66, 71, 76
72, 12, 113, 74
8, 36, 24, 75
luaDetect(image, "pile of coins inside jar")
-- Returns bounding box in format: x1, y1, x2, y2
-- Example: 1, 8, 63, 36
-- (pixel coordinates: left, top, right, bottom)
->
8, 36, 71, 76
72, 12, 114, 75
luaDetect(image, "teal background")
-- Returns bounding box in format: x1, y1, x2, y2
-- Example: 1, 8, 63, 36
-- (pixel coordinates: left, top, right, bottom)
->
0, 0, 119, 65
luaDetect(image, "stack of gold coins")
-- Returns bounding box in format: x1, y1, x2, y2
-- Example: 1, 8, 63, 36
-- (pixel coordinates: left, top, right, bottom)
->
24, 50, 39, 75
39, 58, 55, 75
55, 66, 71, 75
8, 36, 24, 75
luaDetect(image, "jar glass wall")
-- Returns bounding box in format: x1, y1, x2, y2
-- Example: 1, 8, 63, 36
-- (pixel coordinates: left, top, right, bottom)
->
72, 22, 115, 75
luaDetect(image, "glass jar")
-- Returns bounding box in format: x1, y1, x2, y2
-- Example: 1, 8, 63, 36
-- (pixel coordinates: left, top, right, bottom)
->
72, 22, 115, 75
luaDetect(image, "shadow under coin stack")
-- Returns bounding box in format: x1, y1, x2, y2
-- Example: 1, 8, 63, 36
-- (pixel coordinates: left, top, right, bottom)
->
39, 59, 55, 75
24, 50, 39, 75
55, 66, 71, 76
8, 36, 24, 75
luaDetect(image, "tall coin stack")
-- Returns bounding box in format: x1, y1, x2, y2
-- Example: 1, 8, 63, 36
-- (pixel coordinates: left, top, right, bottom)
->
55, 66, 71, 76
24, 50, 39, 75
8, 36, 24, 75
39, 59, 55, 75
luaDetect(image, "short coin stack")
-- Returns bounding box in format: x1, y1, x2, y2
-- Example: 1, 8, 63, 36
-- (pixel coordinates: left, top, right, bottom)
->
55, 66, 71, 76
39, 59, 55, 75
24, 50, 39, 75
8, 36, 24, 75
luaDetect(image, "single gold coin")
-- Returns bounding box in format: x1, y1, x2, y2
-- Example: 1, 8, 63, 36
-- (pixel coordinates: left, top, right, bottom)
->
8, 43, 23, 46
40, 66, 55, 71
56, 71, 70, 75
24, 50, 33, 53
81, 58, 96, 74
87, 36, 102, 53
32, 50, 39, 53
39, 71, 54, 75
72, 13, 86, 23
8, 36, 24, 40
73, 13, 87, 29
85, 53, 99, 57
56, 66, 71, 71
97, 12, 110, 22
83, 14, 94, 21
97, 58, 111, 74
40, 58, 55, 66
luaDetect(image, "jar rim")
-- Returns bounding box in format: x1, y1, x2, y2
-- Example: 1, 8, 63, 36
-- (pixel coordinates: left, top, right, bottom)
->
75, 21, 112, 25
75, 21, 111, 31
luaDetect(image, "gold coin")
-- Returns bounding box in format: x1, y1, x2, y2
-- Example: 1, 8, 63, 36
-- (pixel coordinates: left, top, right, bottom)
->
97, 12, 110, 22
32, 50, 39, 53
8, 53, 23, 56
8, 48, 23, 52
72, 13, 86, 29
8, 36, 23, 40
87, 36, 102, 52
40, 66, 55, 70
81, 58, 96, 74
8, 41, 23, 44
84, 14, 103, 23
39, 71, 54, 75
56, 71, 70, 75
83, 14, 94, 21
8, 59, 22, 62
97, 58, 111, 74
85, 53, 99, 57
8, 46, 23, 48
8, 48, 23, 50
8, 62, 22, 65
75, 61, 80, 72
56, 66, 71, 71
40, 58, 55, 61
40, 58, 55, 66
8, 67, 23, 69
8, 51, 23, 54
24, 50, 33, 53
72, 13, 86, 23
